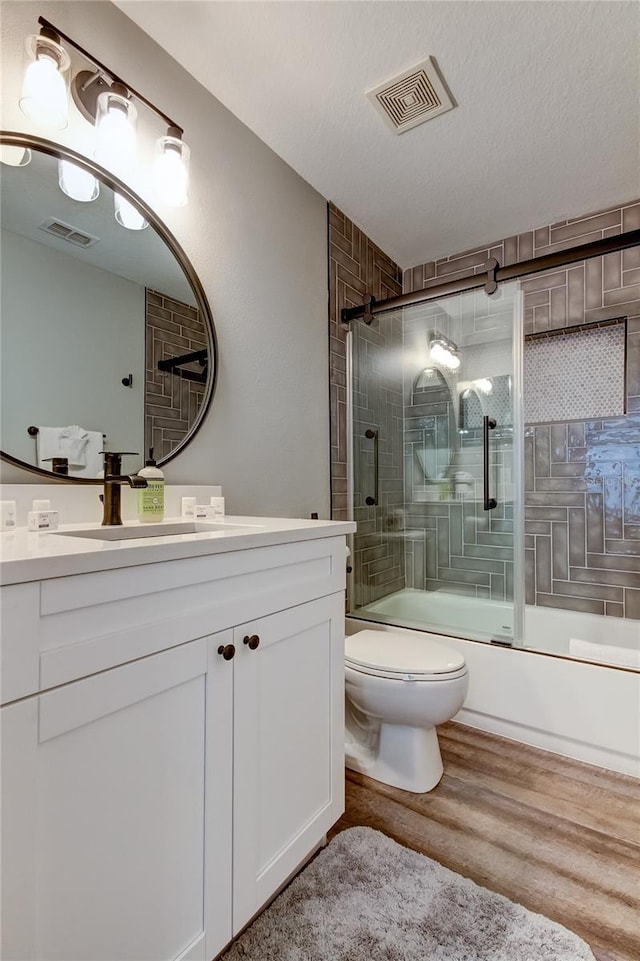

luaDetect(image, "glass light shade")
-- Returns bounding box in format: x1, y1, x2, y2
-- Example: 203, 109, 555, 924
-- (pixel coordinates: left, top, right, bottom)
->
0, 145, 31, 167
474, 378, 493, 394
58, 159, 99, 202
114, 192, 148, 231
153, 134, 190, 207
95, 89, 137, 180
19, 35, 70, 130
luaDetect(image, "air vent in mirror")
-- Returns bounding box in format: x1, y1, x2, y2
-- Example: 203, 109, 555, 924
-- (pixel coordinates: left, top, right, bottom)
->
38, 218, 100, 248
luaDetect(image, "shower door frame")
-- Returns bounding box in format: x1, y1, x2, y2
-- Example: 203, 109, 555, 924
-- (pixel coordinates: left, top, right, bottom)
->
343, 227, 640, 646
346, 284, 525, 645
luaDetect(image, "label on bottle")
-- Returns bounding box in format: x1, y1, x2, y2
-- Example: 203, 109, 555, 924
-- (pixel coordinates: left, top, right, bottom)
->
138, 480, 164, 517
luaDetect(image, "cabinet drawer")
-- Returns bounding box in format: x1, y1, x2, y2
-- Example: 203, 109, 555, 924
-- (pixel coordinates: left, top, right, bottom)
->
1, 536, 346, 704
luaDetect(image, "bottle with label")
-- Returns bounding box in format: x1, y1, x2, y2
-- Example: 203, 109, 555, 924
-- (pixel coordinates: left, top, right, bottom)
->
137, 448, 165, 522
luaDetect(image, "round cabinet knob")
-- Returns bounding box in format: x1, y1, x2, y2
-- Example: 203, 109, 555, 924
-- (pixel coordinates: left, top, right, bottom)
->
243, 634, 260, 650
217, 644, 236, 661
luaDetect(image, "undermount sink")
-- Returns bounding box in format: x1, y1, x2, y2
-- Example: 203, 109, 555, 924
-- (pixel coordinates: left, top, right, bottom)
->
54, 521, 262, 541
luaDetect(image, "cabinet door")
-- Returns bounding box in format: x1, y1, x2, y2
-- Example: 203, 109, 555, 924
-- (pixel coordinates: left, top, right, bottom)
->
232, 593, 345, 933
1, 635, 233, 961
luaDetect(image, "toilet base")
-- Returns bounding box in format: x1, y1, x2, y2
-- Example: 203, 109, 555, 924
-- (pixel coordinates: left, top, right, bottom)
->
346, 722, 444, 794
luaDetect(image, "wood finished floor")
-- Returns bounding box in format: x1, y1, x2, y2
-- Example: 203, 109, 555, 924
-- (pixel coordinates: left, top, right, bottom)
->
329, 722, 640, 961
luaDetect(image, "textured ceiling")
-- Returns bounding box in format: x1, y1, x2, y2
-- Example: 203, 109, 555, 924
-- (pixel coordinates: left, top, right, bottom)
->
116, 0, 640, 268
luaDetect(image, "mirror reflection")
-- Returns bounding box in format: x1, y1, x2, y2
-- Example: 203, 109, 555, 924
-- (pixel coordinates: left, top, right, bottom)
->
0, 142, 214, 478
411, 366, 456, 483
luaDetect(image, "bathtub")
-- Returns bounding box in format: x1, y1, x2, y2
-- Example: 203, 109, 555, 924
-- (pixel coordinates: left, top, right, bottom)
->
353, 588, 640, 669
348, 589, 640, 776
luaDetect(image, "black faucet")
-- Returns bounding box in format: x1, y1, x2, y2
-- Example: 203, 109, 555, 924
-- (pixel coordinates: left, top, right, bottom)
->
101, 452, 147, 526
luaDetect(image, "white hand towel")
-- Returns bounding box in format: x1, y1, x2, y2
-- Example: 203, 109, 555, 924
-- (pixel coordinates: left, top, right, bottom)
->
37, 425, 103, 474
37, 425, 88, 468
59, 425, 90, 465
68, 430, 105, 477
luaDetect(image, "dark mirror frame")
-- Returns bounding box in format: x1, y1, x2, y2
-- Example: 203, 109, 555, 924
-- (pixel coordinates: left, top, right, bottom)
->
0, 130, 218, 484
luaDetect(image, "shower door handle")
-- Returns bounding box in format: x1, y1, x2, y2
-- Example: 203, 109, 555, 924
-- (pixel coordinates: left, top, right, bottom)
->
365, 428, 379, 506
483, 416, 497, 511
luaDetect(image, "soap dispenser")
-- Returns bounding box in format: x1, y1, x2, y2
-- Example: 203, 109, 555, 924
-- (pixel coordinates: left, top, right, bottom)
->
137, 448, 165, 522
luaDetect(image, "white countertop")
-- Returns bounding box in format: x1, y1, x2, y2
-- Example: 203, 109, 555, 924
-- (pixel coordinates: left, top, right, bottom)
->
0, 516, 356, 586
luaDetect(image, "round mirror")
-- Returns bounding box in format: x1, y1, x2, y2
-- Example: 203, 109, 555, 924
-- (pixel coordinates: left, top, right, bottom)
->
0, 132, 217, 481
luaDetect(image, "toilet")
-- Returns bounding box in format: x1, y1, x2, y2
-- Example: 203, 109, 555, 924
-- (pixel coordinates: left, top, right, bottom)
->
345, 630, 469, 793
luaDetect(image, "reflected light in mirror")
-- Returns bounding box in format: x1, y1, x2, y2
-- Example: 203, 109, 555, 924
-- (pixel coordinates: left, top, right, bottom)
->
58, 159, 99, 202
0, 145, 32, 167
430, 341, 460, 370
114, 192, 148, 231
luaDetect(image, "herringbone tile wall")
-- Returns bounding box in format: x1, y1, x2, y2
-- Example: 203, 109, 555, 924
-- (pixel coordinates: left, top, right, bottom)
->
329, 203, 404, 604
144, 289, 207, 459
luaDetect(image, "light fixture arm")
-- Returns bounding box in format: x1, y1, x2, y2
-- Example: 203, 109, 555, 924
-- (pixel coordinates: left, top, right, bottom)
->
37, 15, 183, 136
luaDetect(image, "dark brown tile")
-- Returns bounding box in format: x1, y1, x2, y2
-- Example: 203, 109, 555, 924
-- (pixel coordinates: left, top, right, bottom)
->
550, 210, 621, 243
603, 252, 622, 292
624, 589, 640, 618
622, 203, 640, 232
552, 522, 569, 580
571, 567, 640, 589
553, 580, 623, 603
605, 602, 624, 618
537, 592, 604, 614
585, 257, 603, 310
535, 535, 552, 593
550, 285, 567, 327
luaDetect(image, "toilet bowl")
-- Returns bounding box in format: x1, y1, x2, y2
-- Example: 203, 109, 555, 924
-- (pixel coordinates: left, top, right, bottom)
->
345, 630, 468, 793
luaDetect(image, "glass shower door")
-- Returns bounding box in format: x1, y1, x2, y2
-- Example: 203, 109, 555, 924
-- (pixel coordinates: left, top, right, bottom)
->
348, 281, 523, 645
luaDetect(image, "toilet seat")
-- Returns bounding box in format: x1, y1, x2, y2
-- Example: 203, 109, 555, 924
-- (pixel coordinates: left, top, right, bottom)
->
345, 630, 466, 681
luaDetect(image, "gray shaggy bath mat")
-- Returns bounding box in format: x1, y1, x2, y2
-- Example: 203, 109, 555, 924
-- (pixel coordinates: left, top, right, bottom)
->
224, 826, 595, 960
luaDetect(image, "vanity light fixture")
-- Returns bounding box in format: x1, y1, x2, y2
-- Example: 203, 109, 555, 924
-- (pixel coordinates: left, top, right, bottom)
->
95, 85, 137, 180
17, 16, 191, 222
429, 335, 460, 371
153, 127, 191, 208
19, 26, 70, 130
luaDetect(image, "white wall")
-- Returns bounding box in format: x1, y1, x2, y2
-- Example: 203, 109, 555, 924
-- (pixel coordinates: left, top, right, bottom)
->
0, 1, 330, 519
1, 229, 144, 465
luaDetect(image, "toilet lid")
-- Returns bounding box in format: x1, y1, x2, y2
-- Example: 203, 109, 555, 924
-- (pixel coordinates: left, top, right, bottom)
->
345, 630, 466, 676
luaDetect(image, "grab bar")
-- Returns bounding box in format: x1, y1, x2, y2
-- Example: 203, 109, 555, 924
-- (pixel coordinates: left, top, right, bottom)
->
364, 428, 379, 506
483, 416, 497, 510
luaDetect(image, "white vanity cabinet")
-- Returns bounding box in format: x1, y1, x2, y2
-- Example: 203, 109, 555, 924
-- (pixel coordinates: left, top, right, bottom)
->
0, 531, 348, 961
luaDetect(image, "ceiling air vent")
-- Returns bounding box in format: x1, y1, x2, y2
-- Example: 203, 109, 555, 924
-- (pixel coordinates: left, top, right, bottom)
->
38, 218, 100, 249
367, 57, 455, 135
